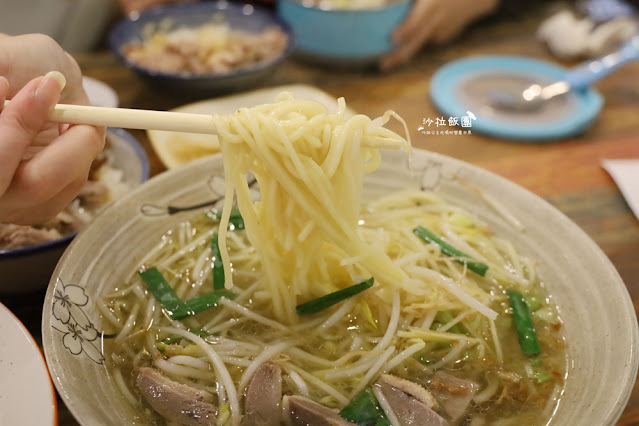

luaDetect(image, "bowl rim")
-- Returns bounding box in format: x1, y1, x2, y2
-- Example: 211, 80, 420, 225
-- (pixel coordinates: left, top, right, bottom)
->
108, 1, 296, 81
0, 127, 149, 259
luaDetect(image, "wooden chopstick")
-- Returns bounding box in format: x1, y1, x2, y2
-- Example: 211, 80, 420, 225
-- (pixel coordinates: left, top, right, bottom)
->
2, 100, 218, 135
0, 101, 406, 150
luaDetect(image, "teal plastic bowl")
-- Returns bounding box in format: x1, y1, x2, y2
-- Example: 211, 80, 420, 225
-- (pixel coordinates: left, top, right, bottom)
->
277, 0, 412, 67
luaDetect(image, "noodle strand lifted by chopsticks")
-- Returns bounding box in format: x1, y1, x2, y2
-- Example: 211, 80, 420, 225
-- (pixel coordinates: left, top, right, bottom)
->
212, 93, 412, 323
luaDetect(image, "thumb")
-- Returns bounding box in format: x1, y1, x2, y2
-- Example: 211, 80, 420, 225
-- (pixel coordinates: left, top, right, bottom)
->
0, 71, 66, 195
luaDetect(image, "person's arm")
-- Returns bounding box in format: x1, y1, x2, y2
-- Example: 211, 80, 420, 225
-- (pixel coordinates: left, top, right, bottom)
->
0, 34, 105, 225
380, 0, 499, 71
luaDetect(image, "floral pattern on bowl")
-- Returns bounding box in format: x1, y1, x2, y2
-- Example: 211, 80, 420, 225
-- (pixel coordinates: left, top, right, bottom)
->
51, 278, 104, 365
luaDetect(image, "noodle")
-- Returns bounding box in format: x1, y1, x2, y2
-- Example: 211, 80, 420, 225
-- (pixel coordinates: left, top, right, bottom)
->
99, 94, 566, 426
212, 94, 411, 323
286, 369, 310, 396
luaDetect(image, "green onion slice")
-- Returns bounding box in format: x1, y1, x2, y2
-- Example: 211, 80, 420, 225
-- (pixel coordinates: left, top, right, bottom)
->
413, 226, 489, 276
340, 387, 390, 426
207, 209, 245, 230
435, 310, 466, 334
211, 233, 225, 290
139, 267, 190, 319
161, 327, 212, 345
534, 371, 552, 384
188, 328, 212, 338
507, 289, 541, 356
296, 278, 374, 316
176, 291, 236, 320
140, 267, 234, 320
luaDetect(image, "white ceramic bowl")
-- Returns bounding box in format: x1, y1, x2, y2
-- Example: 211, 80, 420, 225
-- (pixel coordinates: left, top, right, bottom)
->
0, 128, 149, 294
42, 149, 638, 425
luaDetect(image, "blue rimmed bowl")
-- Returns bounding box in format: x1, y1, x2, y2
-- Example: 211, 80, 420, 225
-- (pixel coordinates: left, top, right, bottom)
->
0, 128, 149, 294
108, 1, 295, 96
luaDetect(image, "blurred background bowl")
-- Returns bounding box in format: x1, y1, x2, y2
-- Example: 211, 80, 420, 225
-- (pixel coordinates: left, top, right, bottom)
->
108, 1, 295, 96
0, 128, 149, 295
277, 0, 412, 68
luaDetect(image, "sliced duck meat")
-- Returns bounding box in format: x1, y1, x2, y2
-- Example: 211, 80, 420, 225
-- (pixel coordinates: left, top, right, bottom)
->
136, 367, 217, 426
242, 363, 282, 426
376, 375, 449, 426
428, 371, 478, 425
284, 395, 357, 426
379, 374, 438, 409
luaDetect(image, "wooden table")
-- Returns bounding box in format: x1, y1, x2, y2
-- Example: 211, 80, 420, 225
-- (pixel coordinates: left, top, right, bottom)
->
3, 5, 639, 425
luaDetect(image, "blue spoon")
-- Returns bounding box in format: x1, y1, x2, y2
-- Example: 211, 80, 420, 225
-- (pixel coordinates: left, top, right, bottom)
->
490, 35, 639, 112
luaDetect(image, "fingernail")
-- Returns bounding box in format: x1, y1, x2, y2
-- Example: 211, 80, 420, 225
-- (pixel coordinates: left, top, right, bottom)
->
0, 76, 8, 89
35, 71, 66, 99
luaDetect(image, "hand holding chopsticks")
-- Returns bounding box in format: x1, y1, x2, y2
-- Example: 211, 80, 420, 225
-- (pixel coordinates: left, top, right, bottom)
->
0, 71, 105, 225
2, 100, 404, 149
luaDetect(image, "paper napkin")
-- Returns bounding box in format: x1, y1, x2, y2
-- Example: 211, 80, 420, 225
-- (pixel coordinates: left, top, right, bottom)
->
602, 159, 639, 221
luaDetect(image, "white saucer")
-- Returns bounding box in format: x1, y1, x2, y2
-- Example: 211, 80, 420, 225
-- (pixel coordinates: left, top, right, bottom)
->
0, 302, 56, 425
82, 76, 119, 108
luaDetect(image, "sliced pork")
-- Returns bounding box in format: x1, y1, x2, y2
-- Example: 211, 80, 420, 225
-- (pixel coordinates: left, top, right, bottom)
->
242, 363, 282, 426
135, 367, 217, 426
379, 374, 438, 409
284, 395, 356, 426
428, 371, 478, 424
376, 375, 449, 426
